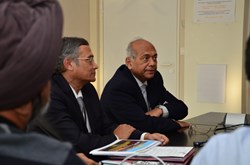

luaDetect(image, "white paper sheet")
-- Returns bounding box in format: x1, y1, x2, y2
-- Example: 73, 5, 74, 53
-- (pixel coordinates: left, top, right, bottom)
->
224, 113, 247, 126
144, 146, 193, 157
197, 64, 226, 103
194, 0, 235, 23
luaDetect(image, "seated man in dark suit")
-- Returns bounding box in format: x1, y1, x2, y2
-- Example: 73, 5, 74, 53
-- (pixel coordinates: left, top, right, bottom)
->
100, 38, 190, 134
43, 37, 169, 161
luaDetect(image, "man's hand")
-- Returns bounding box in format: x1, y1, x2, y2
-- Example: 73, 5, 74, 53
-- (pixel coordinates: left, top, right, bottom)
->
76, 153, 99, 165
113, 124, 136, 139
144, 133, 169, 145
145, 107, 162, 117
176, 121, 190, 128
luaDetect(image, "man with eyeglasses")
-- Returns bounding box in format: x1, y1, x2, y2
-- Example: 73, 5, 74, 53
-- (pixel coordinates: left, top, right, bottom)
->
101, 38, 190, 134
38, 37, 169, 161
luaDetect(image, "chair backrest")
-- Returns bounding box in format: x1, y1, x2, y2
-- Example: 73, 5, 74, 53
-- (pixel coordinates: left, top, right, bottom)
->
27, 116, 62, 141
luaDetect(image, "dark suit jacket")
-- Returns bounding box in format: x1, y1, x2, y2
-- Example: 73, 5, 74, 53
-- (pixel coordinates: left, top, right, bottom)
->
101, 65, 188, 134
45, 73, 142, 159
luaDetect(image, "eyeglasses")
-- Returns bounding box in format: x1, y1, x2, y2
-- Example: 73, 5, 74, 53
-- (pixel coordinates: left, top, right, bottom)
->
188, 125, 212, 135
77, 56, 95, 64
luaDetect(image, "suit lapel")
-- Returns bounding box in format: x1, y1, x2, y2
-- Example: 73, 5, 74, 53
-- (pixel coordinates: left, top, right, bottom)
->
53, 73, 89, 132
123, 67, 149, 112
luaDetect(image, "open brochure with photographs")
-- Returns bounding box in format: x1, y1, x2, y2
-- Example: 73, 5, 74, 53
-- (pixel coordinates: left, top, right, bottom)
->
90, 139, 195, 163
90, 139, 161, 156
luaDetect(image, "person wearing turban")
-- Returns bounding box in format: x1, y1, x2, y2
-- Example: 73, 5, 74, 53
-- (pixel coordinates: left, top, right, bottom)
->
0, 0, 88, 164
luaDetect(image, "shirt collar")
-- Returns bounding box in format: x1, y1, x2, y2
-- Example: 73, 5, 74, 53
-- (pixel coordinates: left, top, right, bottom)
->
69, 85, 83, 99
132, 74, 148, 87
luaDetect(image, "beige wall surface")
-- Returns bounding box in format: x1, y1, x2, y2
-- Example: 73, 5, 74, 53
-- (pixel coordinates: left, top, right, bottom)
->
184, 0, 246, 118
60, 0, 249, 118
60, 0, 90, 40
101, 0, 180, 97
60, 0, 101, 89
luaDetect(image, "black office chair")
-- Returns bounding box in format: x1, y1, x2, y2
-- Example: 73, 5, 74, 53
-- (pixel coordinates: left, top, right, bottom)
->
27, 115, 62, 141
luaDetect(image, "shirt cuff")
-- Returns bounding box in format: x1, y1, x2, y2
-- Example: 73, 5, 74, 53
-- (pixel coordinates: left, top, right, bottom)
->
140, 132, 148, 140
156, 105, 169, 118
114, 134, 119, 139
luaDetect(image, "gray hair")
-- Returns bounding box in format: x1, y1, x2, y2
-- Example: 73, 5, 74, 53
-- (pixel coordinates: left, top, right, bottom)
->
55, 37, 89, 73
126, 37, 145, 59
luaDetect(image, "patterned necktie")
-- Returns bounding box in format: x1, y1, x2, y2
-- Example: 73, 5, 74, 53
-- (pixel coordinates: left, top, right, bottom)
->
141, 84, 150, 111
77, 97, 91, 133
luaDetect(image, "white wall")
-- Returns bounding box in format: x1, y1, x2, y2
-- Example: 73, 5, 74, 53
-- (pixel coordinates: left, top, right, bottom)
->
101, 0, 180, 96
59, 0, 100, 89
184, 0, 246, 118
60, 0, 90, 40
60, 0, 249, 118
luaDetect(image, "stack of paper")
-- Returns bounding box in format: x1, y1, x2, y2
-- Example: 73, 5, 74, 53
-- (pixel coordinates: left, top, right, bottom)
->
90, 139, 195, 164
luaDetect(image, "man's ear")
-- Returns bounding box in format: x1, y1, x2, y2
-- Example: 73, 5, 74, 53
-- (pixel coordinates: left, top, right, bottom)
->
63, 58, 74, 71
15, 103, 32, 116
125, 57, 133, 70
14, 102, 33, 129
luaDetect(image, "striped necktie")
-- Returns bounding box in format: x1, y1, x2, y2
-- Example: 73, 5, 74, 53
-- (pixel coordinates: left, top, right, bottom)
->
141, 84, 150, 111
77, 97, 91, 133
